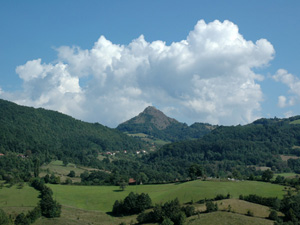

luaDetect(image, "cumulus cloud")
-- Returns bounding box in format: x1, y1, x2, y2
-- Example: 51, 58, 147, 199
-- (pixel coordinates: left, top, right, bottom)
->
273, 69, 300, 108
1, 20, 275, 127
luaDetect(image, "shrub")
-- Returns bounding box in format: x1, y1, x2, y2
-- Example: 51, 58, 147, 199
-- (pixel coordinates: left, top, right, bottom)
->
0, 209, 10, 225
161, 217, 174, 225
246, 210, 254, 217
68, 170, 75, 177
181, 205, 195, 217
205, 201, 218, 213
112, 192, 152, 216
268, 210, 278, 221
14, 213, 30, 225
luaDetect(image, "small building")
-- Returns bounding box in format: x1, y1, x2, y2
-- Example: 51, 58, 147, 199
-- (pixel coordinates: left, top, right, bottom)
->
128, 178, 136, 185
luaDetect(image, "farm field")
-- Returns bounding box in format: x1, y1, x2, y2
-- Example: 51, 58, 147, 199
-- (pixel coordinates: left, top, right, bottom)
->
48, 180, 287, 212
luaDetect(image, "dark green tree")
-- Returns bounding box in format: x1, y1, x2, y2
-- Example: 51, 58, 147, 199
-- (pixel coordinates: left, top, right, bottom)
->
67, 170, 75, 177
205, 201, 218, 212
188, 164, 203, 180
40, 193, 61, 218
119, 180, 127, 191
262, 169, 273, 182
161, 217, 174, 225
33, 158, 40, 178
14, 213, 29, 225
268, 210, 278, 221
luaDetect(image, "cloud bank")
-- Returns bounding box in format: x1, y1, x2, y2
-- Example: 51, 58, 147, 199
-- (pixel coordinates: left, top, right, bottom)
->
1, 20, 275, 127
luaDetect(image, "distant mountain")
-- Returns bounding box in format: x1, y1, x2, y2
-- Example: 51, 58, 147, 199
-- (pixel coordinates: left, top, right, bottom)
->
0, 99, 145, 165
116, 106, 216, 142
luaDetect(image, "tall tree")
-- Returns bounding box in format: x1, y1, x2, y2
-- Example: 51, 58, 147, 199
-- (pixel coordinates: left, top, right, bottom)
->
33, 158, 40, 178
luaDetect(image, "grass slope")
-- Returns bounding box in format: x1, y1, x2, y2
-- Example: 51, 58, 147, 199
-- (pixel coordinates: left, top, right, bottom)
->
40, 160, 98, 183
33, 206, 138, 225
48, 180, 286, 213
186, 211, 274, 225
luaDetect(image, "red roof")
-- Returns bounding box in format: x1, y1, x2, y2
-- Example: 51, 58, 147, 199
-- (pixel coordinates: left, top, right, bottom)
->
128, 178, 136, 184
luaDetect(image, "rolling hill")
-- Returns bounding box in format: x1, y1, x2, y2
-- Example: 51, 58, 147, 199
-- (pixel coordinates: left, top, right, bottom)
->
143, 116, 300, 178
0, 98, 145, 164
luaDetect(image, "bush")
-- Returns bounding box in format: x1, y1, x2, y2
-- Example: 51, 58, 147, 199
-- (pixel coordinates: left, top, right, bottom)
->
205, 201, 218, 213
40, 193, 61, 218
112, 192, 152, 216
26, 206, 41, 223
246, 210, 254, 217
181, 205, 195, 217
137, 198, 193, 225
268, 210, 278, 221
14, 213, 30, 225
0, 209, 10, 225
67, 170, 75, 177
161, 217, 174, 225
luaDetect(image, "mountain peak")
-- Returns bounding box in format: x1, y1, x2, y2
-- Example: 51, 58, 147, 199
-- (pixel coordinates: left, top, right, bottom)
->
119, 106, 178, 131
143, 106, 158, 113
117, 106, 215, 141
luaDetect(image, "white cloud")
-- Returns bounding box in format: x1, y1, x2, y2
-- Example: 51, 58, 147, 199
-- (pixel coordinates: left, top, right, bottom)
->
278, 95, 287, 108
2, 20, 275, 127
273, 69, 300, 108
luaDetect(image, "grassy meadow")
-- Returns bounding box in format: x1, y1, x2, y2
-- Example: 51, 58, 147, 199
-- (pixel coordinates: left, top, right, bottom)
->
1, 180, 288, 225
48, 180, 287, 212
290, 119, 300, 125
0, 183, 39, 216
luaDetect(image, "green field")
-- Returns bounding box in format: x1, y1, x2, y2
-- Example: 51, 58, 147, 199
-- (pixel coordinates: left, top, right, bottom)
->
0, 183, 39, 216
1, 180, 287, 225
275, 172, 299, 178
49, 180, 286, 212
290, 119, 300, 124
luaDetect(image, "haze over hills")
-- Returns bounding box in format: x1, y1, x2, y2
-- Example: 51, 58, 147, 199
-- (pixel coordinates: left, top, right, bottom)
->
117, 106, 216, 142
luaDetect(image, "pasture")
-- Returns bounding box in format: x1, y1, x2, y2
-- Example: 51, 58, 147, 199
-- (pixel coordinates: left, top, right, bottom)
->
0, 183, 39, 216
1, 180, 287, 225
48, 180, 286, 212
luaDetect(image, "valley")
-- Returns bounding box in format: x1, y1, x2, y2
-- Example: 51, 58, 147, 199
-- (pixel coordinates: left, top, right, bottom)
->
1, 99, 300, 224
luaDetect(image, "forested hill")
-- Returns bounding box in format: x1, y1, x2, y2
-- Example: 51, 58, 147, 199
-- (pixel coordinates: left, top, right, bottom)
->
0, 99, 144, 164
117, 106, 216, 141
143, 116, 300, 177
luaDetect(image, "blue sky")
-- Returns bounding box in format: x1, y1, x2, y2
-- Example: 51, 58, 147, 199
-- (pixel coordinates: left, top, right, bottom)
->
0, 0, 299, 127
